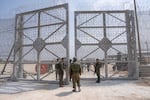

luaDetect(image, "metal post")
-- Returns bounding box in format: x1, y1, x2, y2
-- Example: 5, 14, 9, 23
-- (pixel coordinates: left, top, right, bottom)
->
37, 11, 41, 81
103, 13, 108, 78
74, 12, 77, 57
65, 4, 69, 85
18, 16, 23, 78
133, 0, 142, 64
126, 11, 134, 77
12, 15, 18, 81
145, 41, 149, 64
1, 44, 15, 75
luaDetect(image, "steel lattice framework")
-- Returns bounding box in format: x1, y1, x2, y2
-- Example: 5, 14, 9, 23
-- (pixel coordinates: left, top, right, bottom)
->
75, 10, 138, 79
13, 4, 69, 81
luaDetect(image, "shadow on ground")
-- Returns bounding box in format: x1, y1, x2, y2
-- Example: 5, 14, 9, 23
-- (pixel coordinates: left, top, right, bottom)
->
0, 78, 140, 94
80, 78, 137, 87
0, 80, 59, 94
55, 91, 73, 97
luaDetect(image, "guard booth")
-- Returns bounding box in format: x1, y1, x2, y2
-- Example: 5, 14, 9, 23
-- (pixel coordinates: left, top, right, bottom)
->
75, 10, 138, 79
12, 4, 69, 83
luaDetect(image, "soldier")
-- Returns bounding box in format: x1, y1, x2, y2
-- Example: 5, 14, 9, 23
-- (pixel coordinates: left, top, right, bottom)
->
70, 57, 81, 92
69, 59, 72, 81
57, 58, 65, 87
55, 58, 60, 80
94, 58, 102, 83
87, 63, 90, 72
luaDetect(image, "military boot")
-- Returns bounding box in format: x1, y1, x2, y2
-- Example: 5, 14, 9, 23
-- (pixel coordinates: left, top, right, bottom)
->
78, 87, 81, 92
72, 87, 76, 92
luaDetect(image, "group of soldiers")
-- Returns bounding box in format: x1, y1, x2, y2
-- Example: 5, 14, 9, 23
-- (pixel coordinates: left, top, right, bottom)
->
55, 57, 103, 92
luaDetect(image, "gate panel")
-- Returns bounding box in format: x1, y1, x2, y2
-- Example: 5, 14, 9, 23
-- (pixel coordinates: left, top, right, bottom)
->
75, 11, 138, 79
13, 4, 69, 81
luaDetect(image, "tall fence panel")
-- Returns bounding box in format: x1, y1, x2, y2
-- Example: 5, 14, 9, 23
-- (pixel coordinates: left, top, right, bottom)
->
75, 10, 138, 79
13, 4, 69, 81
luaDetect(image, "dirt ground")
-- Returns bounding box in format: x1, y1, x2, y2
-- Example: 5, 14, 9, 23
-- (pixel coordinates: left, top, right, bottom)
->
0, 64, 150, 100
0, 77, 150, 100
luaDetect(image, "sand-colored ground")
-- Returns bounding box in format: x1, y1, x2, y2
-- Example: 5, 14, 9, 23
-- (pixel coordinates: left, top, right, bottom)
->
0, 64, 150, 100
0, 78, 150, 100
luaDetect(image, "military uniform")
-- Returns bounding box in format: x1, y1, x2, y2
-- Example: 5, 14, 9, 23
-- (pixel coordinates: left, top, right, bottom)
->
70, 62, 81, 92
57, 62, 64, 87
94, 60, 102, 83
55, 62, 59, 80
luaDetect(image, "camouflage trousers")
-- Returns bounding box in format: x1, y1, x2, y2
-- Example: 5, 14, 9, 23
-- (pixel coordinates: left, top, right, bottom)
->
59, 72, 64, 86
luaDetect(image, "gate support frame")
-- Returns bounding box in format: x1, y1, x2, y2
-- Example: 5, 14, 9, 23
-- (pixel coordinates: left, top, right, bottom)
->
75, 10, 138, 79
12, 4, 69, 84
126, 10, 138, 79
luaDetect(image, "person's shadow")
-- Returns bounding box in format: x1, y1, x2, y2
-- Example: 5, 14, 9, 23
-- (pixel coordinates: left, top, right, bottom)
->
56, 91, 73, 97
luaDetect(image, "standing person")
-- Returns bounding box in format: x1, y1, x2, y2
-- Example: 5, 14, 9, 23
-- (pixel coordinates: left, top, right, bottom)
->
70, 57, 81, 92
116, 52, 122, 71
94, 58, 102, 83
69, 59, 72, 81
87, 63, 90, 72
55, 58, 60, 80
57, 58, 65, 87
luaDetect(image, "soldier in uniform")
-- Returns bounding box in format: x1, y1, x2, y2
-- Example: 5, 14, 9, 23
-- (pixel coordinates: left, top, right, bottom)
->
70, 57, 81, 92
57, 58, 65, 87
55, 58, 60, 80
94, 58, 102, 83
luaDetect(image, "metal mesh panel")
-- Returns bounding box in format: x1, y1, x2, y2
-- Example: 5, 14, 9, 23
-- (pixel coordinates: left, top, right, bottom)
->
13, 4, 69, 81
0, 19, 15, 61
75, 10, 138, 79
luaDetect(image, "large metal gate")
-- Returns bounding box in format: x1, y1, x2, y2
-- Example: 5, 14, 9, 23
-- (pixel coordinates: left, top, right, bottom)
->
75, 10, 138, 79
13, 4, 69, 81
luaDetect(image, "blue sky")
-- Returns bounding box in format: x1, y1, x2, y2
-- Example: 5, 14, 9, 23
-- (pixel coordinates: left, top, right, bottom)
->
0, 0, 136, 19
0, 0, 36, 18
1, 0, 150, 19
0, 0, 150, 18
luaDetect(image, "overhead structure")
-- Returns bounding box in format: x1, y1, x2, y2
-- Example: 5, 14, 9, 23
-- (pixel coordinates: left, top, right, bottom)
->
75, 10, 138, 79
13, 4, 69, 81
